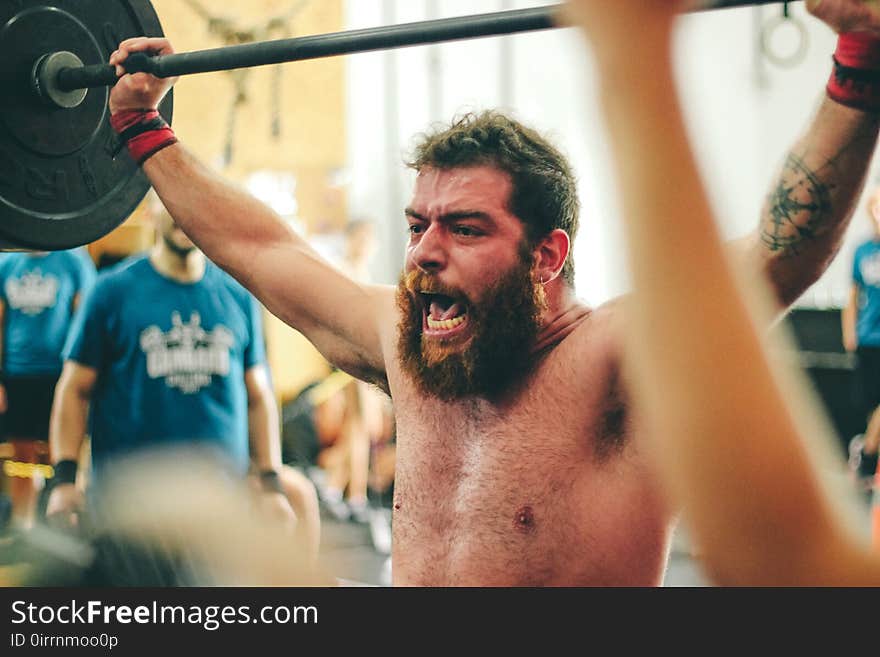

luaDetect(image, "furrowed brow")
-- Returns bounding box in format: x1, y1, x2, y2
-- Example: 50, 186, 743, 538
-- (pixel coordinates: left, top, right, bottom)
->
404, 208, 494, 224
439, 211, 493, 223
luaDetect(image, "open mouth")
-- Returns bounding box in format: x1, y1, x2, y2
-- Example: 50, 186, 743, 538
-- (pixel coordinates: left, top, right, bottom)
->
419, 291, 470, 338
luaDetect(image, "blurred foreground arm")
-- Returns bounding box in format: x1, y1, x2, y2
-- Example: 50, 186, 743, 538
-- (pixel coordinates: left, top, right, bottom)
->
567, 0, 880, 584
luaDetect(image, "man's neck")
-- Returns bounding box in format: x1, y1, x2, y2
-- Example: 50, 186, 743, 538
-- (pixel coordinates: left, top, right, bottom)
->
149, 244, 206, 283
534, 282, 590, 354
542, 280, 581, 318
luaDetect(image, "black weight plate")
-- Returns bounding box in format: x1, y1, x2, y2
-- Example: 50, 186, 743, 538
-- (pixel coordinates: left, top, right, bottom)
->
0, 0, 172, 250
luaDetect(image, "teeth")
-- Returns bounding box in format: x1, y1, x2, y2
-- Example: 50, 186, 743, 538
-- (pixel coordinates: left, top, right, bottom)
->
427, 314, 466, 330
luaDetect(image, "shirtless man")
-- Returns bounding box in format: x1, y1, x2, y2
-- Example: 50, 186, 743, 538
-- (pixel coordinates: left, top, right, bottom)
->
102, 0, 880, 585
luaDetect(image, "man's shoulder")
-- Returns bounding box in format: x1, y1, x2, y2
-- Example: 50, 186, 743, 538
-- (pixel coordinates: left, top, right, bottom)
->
91, 254, 150, 295
570, 295, 626, 338
549, 298, 625, 386
207, 262, 243, 287
54, 247, 90, 263
204, 263, 255, 305
593, 295, 627, 317
48, 249, 94, 277
546, 297, 623, 365
0, 252, 28, 273
0, 253, 15, 276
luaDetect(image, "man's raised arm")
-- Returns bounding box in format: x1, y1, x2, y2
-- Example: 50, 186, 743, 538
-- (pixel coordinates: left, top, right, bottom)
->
734, 1, 880, 309
107, 38, 391, 385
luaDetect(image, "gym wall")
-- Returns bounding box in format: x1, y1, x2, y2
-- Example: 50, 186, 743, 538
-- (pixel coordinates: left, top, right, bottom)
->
344, 0, 880, 309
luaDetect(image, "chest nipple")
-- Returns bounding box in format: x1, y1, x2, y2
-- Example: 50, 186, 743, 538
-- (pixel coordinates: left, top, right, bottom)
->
513, 505, 536, 534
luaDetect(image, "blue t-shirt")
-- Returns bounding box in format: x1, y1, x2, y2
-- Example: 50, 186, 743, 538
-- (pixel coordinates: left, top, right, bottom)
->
63, 254, 266, 481
0, 250, 96, 376
853, 239, 880, 347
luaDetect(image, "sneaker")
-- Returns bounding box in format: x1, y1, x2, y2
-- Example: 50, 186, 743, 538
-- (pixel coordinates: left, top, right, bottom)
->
379, 556, 392, 586
348, 499, 370, 525
320, 488, 351, 522
306, 466, 327, 491
849, 435, 866, 472
368, 507, 392, 555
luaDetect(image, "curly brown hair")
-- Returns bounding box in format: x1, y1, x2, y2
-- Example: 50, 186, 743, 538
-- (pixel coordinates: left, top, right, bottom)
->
406, 111, 579, 286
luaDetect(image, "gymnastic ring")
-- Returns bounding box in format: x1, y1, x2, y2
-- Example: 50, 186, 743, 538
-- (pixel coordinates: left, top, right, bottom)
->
760, 12, 809, 69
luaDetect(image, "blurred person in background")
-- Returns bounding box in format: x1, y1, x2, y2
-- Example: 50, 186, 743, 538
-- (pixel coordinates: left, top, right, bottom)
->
842, 187, 880, 544
45, 194, 320, 567
0, 248, 95, 529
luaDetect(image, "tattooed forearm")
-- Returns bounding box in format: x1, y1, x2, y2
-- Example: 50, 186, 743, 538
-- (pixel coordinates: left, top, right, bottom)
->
761, 154, 834, 257
759, 104, 880, 261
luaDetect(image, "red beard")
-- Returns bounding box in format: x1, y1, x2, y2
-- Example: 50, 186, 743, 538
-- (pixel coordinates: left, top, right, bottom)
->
395, 252, 546, 401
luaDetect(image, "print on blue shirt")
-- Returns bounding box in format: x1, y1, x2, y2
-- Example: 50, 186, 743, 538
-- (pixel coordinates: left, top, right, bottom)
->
63, 254, 266, 482
140, 310, 235, 394
0, 250, 96, 375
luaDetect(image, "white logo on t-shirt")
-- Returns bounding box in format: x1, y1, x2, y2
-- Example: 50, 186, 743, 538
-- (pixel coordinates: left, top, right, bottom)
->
4, 270, 59, 315
139, 311, 234, 394
862, 252, 880, 287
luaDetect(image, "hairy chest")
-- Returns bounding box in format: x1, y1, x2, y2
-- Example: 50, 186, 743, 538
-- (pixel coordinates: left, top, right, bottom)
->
385, 345, 647, 584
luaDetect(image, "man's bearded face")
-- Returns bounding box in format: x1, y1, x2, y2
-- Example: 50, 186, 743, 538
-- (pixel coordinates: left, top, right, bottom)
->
395, 245, 547, 401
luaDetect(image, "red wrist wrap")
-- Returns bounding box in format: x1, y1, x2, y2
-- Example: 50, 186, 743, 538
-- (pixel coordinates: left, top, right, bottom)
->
110, 109, 178, 165
827, 32, 880, 113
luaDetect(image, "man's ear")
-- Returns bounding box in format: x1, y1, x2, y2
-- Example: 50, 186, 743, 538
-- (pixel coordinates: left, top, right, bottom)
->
532, 229, 570, 284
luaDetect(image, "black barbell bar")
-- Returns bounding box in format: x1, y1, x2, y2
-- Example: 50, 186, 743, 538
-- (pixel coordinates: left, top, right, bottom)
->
53, 0, 790, 94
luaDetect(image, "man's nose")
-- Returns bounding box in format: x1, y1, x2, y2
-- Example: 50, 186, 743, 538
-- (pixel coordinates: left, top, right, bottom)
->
411, 225, 447, 274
